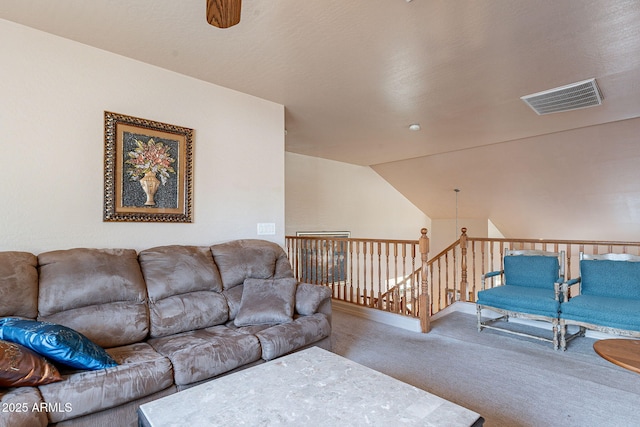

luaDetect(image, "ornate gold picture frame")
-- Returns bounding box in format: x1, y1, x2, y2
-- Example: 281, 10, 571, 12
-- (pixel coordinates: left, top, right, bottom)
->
104, 111, 193, 222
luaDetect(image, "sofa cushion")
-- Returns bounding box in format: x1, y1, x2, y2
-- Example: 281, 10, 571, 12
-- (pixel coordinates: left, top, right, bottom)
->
580, 259, 640, 299
561, 295, 640, 332
0, 386, 48, 427
211, 240, 294, 290
148, 325, 262, 386
37, 248, 148, 348
38, 342, 173, 423
140, 246, 229, 338
40, 302, 149, 351
148, 291, 229, 338
0, 318, 117, 370
0, 251, 38, 319
255, 313, 332, 360
296, 282, 333, 316
504, 255, 560, 289
0, 339, 62, 387
477, 285, 560, 318
234, 278, 297, 327
140, 245, 224, 298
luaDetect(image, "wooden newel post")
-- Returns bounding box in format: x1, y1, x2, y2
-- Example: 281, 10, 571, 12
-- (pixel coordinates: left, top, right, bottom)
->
419, 228, 430, 333
459, 227, 468, 302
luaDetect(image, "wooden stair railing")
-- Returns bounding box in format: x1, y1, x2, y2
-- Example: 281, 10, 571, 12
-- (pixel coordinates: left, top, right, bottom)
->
286, 228, 431, 332
288, 227, 640, 333
372, 267, 420, 311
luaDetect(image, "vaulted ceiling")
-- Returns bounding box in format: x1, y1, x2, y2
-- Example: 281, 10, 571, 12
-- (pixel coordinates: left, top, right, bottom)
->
3, 1, 640, 240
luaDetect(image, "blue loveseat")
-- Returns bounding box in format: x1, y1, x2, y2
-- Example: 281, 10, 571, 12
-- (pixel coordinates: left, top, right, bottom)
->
477, 249, 565, 350
559, 252, 640, 350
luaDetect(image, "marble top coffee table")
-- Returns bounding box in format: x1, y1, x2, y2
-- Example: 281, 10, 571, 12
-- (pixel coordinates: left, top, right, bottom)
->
138, 346, 483, 426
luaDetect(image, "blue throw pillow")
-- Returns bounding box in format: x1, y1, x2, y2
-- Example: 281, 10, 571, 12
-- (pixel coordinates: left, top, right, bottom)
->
0, 318, 118, 370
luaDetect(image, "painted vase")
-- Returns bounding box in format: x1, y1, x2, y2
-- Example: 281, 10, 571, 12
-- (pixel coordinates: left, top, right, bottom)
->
140, 171, 160, 206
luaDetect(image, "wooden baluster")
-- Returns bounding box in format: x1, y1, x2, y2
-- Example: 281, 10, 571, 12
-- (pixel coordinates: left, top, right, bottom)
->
437, 257, 442, 312
369, 241, 375, 308
566, 244, 572, 282
419, 228, 430, 333
393, 243, 398, 312
499, 241, 505, 286
303, 239, 308, 283
444, 252, 449, 308
323, 239, 327, 285
411, 243, 417, 316
341, 240, 348, 300
460, 227, 468, 302
430, 258, 435, 315
383, 242, 389, 310
452, 244, 457, 305
328, 239, 334, 292
394, 243, 407, 313
298, 239, 302, 282
349, 241, 354, 303
312, 239, 318, 285
294, 239, 299, 282
318, 239, 323, 285
471, 240, 477, 302
481, 241, 486, 288
377, 242, 382, 309
355, 241, 361, 304
362, 241, 368, 306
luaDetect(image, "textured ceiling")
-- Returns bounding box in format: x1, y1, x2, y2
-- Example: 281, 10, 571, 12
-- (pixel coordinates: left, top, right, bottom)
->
2, 0, 640, 239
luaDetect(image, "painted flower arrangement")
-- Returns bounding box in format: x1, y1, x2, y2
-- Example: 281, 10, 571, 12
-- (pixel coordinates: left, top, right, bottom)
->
125, 138, 176, 185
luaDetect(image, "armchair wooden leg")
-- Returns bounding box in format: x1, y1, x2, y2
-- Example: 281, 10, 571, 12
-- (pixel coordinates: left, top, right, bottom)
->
476, 305, 483, 332
560, 320, 567, 351
552, 320, 559, 351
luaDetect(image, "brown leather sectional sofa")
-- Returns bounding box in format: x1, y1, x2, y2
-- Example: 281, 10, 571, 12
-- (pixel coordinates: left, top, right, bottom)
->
0, 239, 332, 426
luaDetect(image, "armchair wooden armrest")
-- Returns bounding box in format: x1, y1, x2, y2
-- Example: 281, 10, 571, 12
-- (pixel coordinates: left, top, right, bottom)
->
481, 270, 503, 290
561, 277, 580, 301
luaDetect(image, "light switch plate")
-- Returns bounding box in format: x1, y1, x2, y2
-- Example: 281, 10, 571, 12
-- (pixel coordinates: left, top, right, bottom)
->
257, 223, 276, 235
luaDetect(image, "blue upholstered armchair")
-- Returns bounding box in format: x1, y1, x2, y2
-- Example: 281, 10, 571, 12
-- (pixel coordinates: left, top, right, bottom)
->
559, 252, 640, 350
476, 249, 565, 350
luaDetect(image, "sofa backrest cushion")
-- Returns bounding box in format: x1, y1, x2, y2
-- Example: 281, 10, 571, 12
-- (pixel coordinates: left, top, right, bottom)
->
0, 252, 38, 319
210, 240, 294, 290
580, 259, 640, 299
37, 248, 148, 348
139, 245, 228, 338
504, 255, 560, 289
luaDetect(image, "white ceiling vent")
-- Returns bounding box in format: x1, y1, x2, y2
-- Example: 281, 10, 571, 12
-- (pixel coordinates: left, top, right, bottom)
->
521, 78, 603, 115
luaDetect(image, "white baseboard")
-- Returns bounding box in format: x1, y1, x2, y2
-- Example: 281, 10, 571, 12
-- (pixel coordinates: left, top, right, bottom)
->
332, 300, 422, 332
334, 299, 621, 339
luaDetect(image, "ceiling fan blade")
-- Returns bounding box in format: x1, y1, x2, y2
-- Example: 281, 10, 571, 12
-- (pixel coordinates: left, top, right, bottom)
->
206, 0, 242, 29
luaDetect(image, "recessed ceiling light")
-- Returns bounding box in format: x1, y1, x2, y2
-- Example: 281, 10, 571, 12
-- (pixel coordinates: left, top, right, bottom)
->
409, 123, 421, 131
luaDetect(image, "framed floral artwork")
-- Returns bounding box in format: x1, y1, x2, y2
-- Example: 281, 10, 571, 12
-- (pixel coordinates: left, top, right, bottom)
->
103, 111, 194, 222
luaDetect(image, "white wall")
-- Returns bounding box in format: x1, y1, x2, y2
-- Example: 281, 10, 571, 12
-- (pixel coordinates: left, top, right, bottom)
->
0, 20, 285, 253
285, 153, 430, 240
488, 219, 505, 238
430, 218, 491, 256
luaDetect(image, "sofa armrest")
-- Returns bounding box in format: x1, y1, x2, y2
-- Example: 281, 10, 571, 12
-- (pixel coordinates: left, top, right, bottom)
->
295, 282, 332, 316
481, 270, 503, 290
